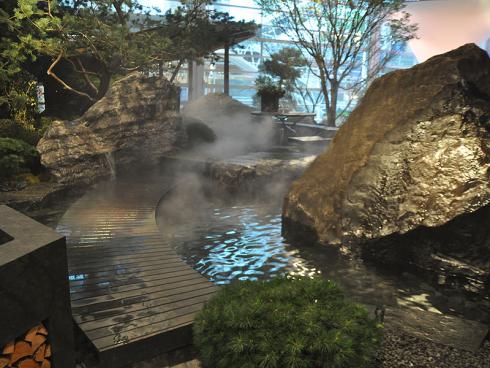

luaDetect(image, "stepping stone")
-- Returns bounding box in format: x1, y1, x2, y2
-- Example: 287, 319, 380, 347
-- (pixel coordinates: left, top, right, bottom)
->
288, 136, 331, 144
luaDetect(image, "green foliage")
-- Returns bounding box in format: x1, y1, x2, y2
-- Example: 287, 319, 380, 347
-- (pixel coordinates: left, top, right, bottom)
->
0, 0, 59, 81
257, 0, 417, 126
0, 117, 52, 145
155, 2, 248, 68
0, 0, 57, 125
0, 138, 40, 178
255, 76, 286, 98
1, 0, 254, 105
261, 48, 308, 88
256, 48, 306, 100
0, 77, 39, 127
0, 119, 38, 146
194, 277, 382, 368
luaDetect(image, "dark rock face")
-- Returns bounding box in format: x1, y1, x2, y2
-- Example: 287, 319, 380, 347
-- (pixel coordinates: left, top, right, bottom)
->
37, 75, 185, 184
183, 117, 217, 147
283, 44, 490, 274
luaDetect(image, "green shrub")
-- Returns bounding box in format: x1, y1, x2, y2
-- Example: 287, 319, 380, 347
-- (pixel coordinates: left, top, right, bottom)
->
194, 277, 382, 368
0, 117, 53, 145
0, 138, 40, 178
37, 116, 54, 137
0, 118, 40, 145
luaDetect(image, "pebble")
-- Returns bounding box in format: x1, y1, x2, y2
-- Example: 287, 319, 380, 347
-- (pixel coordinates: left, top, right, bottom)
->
375, 325, 490, 368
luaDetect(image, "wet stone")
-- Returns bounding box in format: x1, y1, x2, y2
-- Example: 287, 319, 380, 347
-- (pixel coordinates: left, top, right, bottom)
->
283, 44, 490, 301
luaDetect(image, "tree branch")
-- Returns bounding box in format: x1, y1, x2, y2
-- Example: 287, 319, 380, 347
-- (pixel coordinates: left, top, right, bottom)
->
47, 52, 96, 101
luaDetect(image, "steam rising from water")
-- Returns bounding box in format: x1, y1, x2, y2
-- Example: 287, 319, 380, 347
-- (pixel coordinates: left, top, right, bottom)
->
182, 95, 275, 160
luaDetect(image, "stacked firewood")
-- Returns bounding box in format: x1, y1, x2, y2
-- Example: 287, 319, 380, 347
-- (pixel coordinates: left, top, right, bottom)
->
0, 323, 51, 368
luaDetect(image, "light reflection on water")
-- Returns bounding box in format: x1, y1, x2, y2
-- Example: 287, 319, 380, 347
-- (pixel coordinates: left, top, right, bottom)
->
161, 204, 318, 285
159, 200, 407, 308
157, 195, 489, 322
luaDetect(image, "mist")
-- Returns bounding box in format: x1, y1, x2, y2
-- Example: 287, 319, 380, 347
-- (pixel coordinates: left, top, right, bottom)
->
156, 93, 309, 236
181, 95, 276, 160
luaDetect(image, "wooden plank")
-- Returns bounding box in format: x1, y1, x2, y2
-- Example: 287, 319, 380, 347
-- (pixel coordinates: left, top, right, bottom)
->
67, 234, 164, 242
68, 249, 180, 267
68, 244, 177, 259
70, 268, 200, 297
68, 239, 173, 254
78, 287, 217, 330
69, 263, 191, 288
68, 254, 186, 274
68, 254, 185, 273
72, 272, 209, 310
71, 273, 209, 305
92, 310, 200, 349
96, 322, 193, 368
58, 176, 219, 367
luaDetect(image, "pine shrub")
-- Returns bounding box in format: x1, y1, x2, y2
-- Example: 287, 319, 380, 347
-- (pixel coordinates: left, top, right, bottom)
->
0, 117, 53, 146
0, 138, 40, 178
194, 277, 382, 368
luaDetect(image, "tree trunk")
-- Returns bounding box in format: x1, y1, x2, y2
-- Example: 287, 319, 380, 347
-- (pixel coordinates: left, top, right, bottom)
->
170, 59, 183, 84
327, 80, 338, 127
96, 69, 111, 101
317, 66, 331, 125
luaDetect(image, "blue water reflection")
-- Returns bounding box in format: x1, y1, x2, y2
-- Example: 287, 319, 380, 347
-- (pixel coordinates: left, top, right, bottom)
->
159, 203, 320, 285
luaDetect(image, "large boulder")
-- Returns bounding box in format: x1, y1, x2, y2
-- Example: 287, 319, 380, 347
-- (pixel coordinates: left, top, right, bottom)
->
38, 75, 185, 184
283, 44, 490, 272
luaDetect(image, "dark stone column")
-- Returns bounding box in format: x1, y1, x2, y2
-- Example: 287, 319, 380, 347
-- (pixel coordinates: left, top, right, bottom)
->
0, 205, 75, 368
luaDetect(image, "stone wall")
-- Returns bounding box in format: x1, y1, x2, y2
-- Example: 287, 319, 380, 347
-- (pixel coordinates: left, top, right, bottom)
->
0, 205, 75, 368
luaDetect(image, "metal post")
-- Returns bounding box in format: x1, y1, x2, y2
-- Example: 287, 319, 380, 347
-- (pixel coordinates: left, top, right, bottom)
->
187, 59, 194, 101
224, 41, 230, 96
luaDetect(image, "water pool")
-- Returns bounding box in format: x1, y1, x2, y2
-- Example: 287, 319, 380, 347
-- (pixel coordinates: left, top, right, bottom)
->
156, 179, 489, 322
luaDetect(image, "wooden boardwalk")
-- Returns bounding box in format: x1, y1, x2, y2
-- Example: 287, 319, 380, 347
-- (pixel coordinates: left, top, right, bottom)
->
56, 172, 217, 368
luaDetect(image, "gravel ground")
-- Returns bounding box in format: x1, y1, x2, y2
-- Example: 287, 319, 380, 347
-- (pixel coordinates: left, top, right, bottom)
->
122, 328, 490, 368
375, 326, 490, 368
79, 326, 490, 368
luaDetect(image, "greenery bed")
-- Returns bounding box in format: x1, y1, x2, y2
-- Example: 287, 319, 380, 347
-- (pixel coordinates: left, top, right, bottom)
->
194, 277, 382, 368
0, 137, 40, 179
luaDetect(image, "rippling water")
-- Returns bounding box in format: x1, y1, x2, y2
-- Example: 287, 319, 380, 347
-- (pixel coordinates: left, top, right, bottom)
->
156, 182, 489, 323
161, 203, 322, 285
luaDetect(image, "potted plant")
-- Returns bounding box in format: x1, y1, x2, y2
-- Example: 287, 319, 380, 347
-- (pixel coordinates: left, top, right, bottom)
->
255, 76, 286, 112
255, 48, 307, 113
